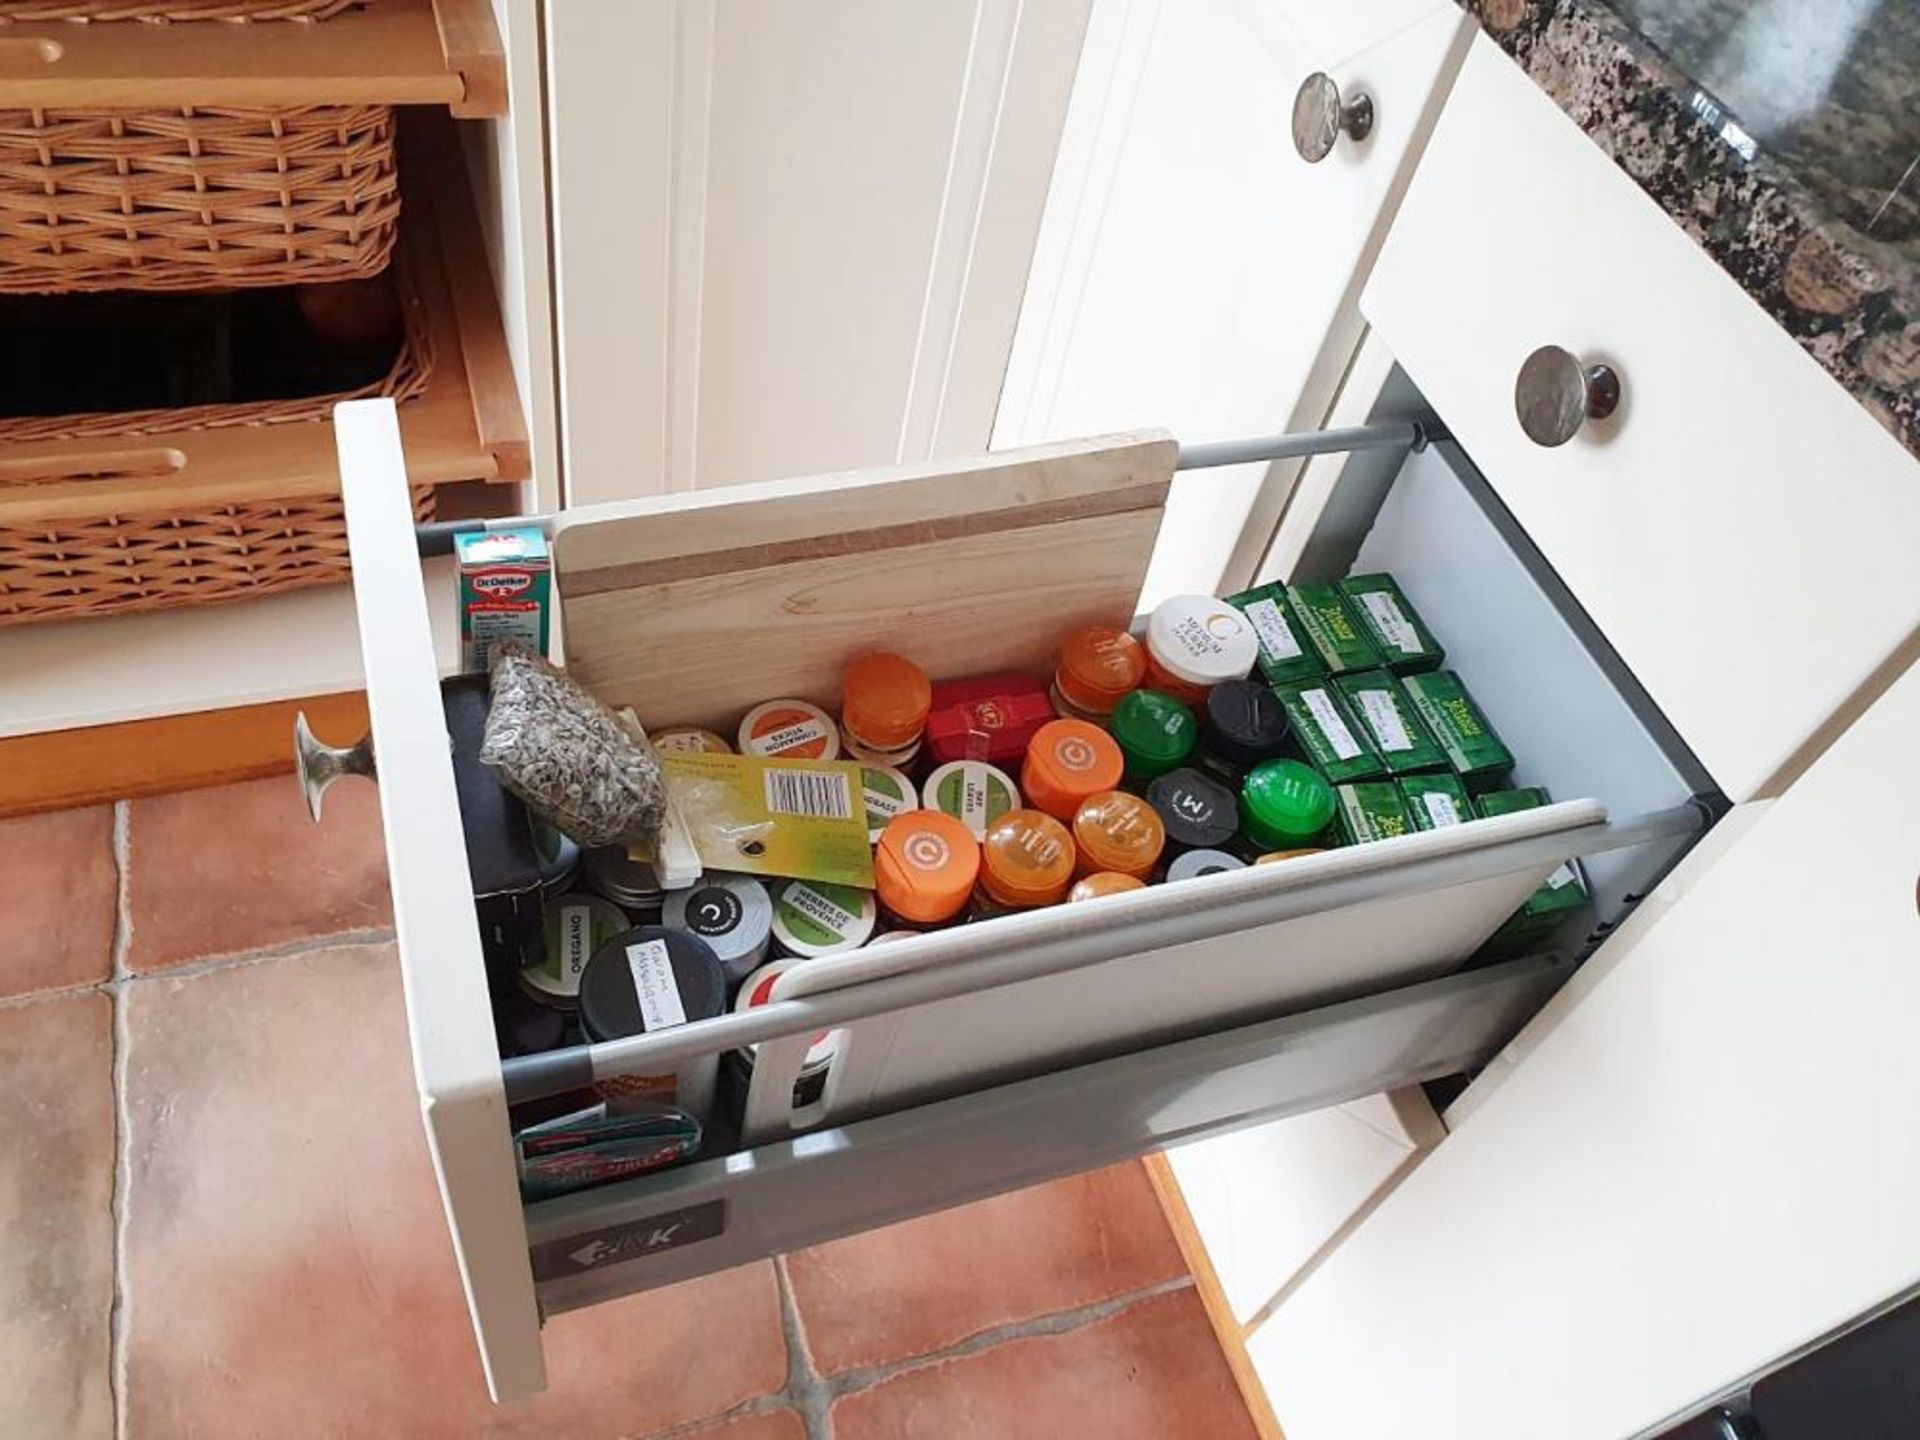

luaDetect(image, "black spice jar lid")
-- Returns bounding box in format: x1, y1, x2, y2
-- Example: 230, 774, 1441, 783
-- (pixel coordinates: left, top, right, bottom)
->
1145, 766, 1239, 852
1202, 680, 1292, 770
579, 925, 727, 1044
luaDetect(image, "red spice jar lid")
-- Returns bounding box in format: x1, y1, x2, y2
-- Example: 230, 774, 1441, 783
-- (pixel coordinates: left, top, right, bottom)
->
925, 672, 1056, 766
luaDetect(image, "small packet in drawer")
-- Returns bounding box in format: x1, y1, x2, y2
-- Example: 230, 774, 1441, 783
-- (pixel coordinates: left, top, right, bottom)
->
1475, 786, 1591, 935
1333, 782, 1415, 845
1286, 581, 1383, 676
1400, 670, 1514, 792
1399, 772, 1472, 831
1334, 670, 1446, 776
1272, 681, 1385, 784
1340, 573, 1445, 675
1224, 582, 1324, 687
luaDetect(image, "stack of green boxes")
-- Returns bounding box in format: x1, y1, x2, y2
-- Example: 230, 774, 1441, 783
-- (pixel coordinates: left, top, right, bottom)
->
1226, 573, 1588, 934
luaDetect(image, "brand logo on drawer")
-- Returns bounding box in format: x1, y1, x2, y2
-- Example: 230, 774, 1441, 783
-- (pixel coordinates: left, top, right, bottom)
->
471, 568, 536, 598
530, 1200, 728, 1280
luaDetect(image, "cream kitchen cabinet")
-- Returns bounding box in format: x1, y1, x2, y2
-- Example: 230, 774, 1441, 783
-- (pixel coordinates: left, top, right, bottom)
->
1247, 651, 1920, 1440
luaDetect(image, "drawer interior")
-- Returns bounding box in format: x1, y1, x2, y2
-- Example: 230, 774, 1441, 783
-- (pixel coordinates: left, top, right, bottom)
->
1283, 365, 1722, 927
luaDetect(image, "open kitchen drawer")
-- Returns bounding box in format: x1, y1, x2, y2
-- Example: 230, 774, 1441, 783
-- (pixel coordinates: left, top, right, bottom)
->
325, 393, 1718, 1400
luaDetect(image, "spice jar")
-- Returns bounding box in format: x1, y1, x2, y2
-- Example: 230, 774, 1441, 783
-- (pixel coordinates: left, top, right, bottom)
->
974, 809, 1077, 916
1198, 679, 1292, 783
1143, 595, 1259, 704
840, 652, 933, 766
578, 926, 729, 1125
1165, 848, 1246, 882
1071, 790, 1165, 880
922, 759, 1020, 836
1051, 625, 1146, 723
1239, 759, 1336, 852
1068, 872, 1148, 902
1020, 719, 1124, 822
582, 846, 666, 923
861, 764, 919, 844
653, 726, 733, 755
1109, 690, 1198, 786
1145, 767, 1239, 858
769, 879, 877, 958
661, 872, 774, 985
738, 698, 841, 760
727, 960, 839, 1110
874, 810, 980, 928
523, 891, 629, 1009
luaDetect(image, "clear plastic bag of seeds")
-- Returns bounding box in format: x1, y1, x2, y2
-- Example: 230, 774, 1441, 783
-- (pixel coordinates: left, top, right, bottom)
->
479, 643, 668, 847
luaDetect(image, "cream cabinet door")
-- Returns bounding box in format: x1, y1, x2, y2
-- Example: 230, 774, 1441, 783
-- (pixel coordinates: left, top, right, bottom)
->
995, 0, 1471, 606
1364, 36, 1920, 802
1250, 658, 1920, 1440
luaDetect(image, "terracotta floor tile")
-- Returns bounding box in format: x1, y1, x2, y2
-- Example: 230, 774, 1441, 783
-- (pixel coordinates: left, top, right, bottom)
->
124, 774, 391, 971
0, 806, 116, 998
831, 1289, 1255, 1440
687, 1410, 806, 1439
121, 942, 788, 1438
0, 992, 116, 1440
785, 1162, 1186, 1374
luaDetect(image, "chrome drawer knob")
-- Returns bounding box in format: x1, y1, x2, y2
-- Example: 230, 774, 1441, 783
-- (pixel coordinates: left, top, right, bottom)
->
294, 710, 376, 823
1293, 72, 1373, 162
1515, 345, 1621, 447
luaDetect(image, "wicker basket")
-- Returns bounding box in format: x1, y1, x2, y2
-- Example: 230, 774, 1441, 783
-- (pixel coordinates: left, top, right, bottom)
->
0, 1, 354, 23
0, 103, 400, 294
0, 251, 437, 626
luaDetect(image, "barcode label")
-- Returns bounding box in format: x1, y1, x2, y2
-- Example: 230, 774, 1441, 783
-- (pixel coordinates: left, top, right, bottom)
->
764, 768, 854, 820
1303, 687, 1362, 760
1244, 599, 1304, 661
1355, 688, 1413, 752
1358, 591, 1421, 655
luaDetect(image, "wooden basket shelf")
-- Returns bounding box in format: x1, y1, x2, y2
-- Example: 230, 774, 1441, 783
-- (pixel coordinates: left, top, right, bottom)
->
0, 0, 505, 117
0, 108, 528, 533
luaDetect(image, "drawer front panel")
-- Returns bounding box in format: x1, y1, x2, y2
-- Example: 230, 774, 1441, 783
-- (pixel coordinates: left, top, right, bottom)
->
1363, 36, 1920, 801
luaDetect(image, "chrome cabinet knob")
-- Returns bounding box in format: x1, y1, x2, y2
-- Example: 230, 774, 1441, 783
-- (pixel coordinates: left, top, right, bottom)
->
1293, 72, 1373, 162
1514, 345, 1621, 447
293, 710, 376, 823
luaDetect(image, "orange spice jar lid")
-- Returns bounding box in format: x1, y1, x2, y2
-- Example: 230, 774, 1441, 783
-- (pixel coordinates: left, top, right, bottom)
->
842, 652, 933, 752
874, 810, 980, 925
980, 809, 1077, 908
1019, 719, 1124, 821
1071, 790, 1166, 880
1054, 626, 1146, 717
1068, 872, 1147, 903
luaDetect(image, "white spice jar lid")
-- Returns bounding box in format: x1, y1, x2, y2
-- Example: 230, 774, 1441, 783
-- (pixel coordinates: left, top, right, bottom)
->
1145, 595, 1259, 688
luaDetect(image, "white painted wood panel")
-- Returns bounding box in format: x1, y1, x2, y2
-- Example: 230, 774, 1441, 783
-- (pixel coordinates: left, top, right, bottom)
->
548, 0, 1090, 506
1270, 0, 1455, 68
1251, 658, 1920, 1440
995, 0, 1470, 609
464, 0, 558, 512
335, 402, 543, 1401
1166, 1089, 1442, 1324
1363, 36, 1920, 801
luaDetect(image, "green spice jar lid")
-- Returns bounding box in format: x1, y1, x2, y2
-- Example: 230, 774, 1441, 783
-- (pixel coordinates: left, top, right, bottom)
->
1110, 689, 1198, 782
1240, 759, 1336, 850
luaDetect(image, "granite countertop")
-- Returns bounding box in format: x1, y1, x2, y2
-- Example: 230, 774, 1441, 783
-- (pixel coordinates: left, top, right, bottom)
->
1464, 0, 1918, 457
